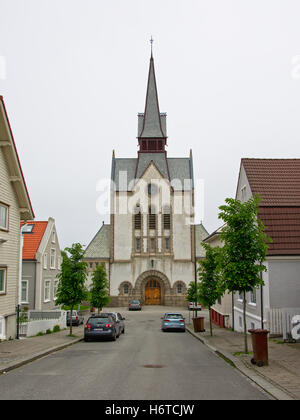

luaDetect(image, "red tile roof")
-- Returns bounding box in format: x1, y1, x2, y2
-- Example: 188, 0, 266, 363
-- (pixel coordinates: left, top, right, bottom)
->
21, 221, 48, 260
242, 159, 300, 256
242, 158, 300, 206
259, 207, 300, 256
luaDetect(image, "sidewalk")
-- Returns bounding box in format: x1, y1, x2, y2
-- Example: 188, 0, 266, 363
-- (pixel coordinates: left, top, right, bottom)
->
186, 310, 300, 400
0, 325, 84, 374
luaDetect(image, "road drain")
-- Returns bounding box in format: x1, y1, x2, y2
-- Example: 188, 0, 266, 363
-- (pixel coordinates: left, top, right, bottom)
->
143, 364, 164, 368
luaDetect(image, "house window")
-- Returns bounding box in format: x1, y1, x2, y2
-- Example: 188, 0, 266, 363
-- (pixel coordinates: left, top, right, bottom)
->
21, 280, 28, 303
0, 268, 7, 294
135, 238, 141, 252
123, 284, 129, 294
52, 230, 56, 243
218, 297, 222, 305
177, 283, 183, 294
53, 280, 58, 299
44, 280, 51, 302
22, 224, 34, 233
241, 186, 247, 202
250, 322, 255, 330
89, 262, 93, 269
50, 249, 56, 269
238, 292, 243, 301
165, 237, 170, 252
250, 288, 257, 305
43, 253, 47, 269
0, 204, 8, 230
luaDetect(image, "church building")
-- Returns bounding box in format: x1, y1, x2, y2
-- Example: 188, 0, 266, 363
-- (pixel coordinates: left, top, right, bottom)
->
85, 51, 208, 307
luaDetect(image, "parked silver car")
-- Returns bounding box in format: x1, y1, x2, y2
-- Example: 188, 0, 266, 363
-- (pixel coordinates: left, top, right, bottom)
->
128, 300, 142, 311
66, 310, 84, 326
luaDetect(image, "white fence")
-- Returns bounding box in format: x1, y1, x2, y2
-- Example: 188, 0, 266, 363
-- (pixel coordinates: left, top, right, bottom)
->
267, 308, 300, 340
20, 310, 67, 337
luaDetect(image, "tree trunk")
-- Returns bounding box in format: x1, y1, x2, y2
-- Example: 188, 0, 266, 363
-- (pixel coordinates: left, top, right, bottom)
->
209, 306, 213, 336
243, 291, 248, 354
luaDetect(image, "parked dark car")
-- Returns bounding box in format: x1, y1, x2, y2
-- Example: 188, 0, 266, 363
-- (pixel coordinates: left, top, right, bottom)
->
101, 312, 125, 337
128, 300, 142, 311
84, 315, 118, 341
66, 310, 84, 326
161, 313, 186, 332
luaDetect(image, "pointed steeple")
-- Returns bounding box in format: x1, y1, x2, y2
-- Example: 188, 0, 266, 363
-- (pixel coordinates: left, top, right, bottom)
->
139, 54, 166, 139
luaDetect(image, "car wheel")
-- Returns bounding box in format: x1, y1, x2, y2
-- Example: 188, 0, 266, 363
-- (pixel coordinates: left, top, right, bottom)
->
122, 328, 125, 334
84, 337, 89, 342
112, 331, 117, 341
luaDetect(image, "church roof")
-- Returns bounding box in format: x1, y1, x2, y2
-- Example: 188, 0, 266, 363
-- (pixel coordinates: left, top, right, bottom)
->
112, 155, 193, 191
84, 224, 110, 259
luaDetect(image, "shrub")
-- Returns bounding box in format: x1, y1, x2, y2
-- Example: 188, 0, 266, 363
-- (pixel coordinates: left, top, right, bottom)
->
46, 329, 52, 335
53, 325, 60, 333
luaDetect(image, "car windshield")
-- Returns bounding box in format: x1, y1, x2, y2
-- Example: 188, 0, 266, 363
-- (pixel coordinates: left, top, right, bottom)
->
165, 314, 183, 319
130, 300, 140, 304
88, 317, 111, 326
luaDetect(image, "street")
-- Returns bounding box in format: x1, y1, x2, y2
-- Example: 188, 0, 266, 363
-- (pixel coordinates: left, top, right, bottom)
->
0, 307, 269, 400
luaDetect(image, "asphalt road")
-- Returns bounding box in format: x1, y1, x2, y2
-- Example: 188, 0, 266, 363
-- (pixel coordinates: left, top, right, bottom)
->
0, 306, 269, 400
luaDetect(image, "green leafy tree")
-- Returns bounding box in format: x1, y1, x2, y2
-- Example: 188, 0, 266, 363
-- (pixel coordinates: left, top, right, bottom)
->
90, 263, 110, 313
218, 195, 271, 353
55, 243, 88, 335
198, 244, 224, 336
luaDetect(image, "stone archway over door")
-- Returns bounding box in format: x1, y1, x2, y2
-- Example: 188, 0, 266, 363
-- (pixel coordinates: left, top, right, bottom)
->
134, 270, 172, 305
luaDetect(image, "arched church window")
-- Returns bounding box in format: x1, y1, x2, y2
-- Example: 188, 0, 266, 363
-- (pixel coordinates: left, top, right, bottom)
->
177, 283, 183, 294
123, 284, 129, 294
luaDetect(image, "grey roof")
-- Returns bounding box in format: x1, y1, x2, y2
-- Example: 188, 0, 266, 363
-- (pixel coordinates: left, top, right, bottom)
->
112, 155, 193, 191
84, 224, 110, 259
136, 153, 169, 180
195, 224, 210, 258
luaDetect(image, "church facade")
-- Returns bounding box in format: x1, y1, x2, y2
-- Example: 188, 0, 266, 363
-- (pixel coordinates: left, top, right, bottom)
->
85, 53, 208, 307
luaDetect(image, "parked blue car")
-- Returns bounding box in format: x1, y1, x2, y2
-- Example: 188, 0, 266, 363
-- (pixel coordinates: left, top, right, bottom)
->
161, 313, 186, 332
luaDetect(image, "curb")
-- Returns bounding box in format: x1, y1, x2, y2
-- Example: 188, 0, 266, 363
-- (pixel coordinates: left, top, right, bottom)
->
186, 326, 295, 401
0, 337, 83, 375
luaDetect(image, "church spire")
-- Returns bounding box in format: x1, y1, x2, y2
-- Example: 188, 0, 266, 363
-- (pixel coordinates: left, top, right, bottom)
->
138, 45, 167, 152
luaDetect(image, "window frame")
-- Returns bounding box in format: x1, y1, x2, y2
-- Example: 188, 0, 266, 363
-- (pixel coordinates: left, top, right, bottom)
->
0, 203, 9, 231
53, 280, 59, 300
21, 279, 29, 304
44, 280, 51, 302
50, 248, 56, 269
0, 267, 7, 294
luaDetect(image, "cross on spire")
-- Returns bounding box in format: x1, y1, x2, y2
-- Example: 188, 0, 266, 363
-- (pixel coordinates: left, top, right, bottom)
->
150, 36, 154, 57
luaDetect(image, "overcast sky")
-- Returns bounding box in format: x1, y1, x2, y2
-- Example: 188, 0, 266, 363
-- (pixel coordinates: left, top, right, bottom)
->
1, 0, 300, 249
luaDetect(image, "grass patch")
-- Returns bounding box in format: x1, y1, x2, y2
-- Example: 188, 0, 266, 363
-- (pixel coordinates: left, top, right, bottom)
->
216, 351, 235, 368
233, 351, 253, 356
